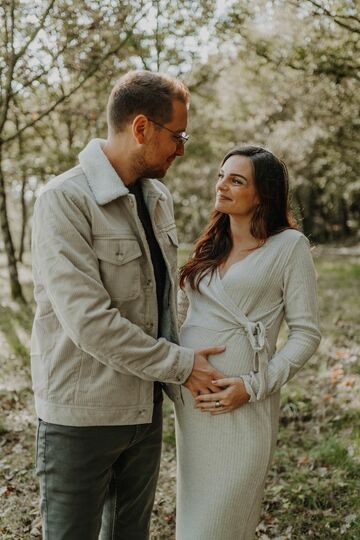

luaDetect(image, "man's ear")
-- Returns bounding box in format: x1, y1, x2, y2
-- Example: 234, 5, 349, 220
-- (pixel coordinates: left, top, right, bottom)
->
132, 114, 149, 144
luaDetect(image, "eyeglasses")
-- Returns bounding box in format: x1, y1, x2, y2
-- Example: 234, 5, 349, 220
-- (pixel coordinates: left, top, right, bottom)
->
148, 118, 189, 145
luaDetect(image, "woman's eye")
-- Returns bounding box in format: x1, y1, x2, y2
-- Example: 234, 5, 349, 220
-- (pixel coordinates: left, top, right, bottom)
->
232, 178, 243, 185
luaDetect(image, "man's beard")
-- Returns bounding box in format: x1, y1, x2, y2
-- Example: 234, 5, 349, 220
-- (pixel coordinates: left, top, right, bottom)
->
133, 150, 170, 180
141, 164, 167, 179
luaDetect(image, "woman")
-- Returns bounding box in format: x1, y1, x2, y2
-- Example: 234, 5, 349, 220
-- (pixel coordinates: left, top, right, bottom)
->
175, 146, 321, 540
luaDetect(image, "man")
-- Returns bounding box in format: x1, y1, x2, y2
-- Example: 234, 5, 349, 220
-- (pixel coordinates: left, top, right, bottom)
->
31, 70, 225, 539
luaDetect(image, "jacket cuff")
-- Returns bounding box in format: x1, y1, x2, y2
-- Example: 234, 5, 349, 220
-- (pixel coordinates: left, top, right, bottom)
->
169, 347, 194, 384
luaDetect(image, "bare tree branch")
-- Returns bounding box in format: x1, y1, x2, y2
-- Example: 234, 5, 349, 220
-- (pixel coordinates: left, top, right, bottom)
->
1, 2, 10, 57
303, 0, 360, 35
15, 0, 56, 61
155, 0, 161, 72
0, 0, 17, 132
241, 26, 360, 82
10, 0, 15, 56
0, 1, 57, 130
139, 55, 152, 70
9, 40, 69, 100
0, 5, 9, 104
2, 14, 145, 145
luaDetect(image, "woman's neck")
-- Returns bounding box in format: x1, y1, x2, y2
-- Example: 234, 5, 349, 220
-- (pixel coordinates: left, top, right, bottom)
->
229, 215, 256, 249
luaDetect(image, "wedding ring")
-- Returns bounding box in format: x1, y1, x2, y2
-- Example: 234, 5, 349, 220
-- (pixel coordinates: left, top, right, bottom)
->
215, 400, 221, 408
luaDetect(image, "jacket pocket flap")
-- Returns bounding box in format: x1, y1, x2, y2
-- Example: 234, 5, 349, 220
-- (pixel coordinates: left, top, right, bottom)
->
94, 238, 142, 266
166, 227, 179, 247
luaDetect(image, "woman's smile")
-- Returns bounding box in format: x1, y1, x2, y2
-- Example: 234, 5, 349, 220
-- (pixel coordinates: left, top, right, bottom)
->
216, 193, 232, 201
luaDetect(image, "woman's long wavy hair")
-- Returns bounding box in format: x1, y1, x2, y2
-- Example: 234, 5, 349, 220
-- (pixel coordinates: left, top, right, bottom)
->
179, 145, 297, 291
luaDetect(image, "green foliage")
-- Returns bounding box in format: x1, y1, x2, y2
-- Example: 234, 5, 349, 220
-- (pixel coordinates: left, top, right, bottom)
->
0, 304, 32, 360
310, 437, 355, 472
0, 0, 220, 257
162, 398, 176, 447
167, 0, 360, 243
1, 0, 359, 257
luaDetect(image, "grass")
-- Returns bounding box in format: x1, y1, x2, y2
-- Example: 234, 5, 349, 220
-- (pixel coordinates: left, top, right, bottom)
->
0, 246, 359, 539
0, 304, 32, 360
256, 248, 360, 539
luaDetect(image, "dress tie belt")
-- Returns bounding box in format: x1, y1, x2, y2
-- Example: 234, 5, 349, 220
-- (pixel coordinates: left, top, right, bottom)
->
238, 320, 268, 400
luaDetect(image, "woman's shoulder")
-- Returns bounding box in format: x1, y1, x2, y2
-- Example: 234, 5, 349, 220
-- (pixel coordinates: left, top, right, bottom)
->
266, 229, 312, 267
270, 228, 309, 248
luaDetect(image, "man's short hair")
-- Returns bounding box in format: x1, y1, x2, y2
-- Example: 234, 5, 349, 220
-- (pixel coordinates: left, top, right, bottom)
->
107, 70, 190, 134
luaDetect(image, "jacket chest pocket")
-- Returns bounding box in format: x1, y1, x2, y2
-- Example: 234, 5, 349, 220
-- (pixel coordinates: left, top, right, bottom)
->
93, 237, 142, 301
159, 226, 179, 274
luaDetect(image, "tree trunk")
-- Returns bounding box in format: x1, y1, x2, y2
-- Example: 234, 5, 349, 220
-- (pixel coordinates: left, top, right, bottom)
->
0, 143, 26, 302
17, 130, 28, 263
293, 185, 316, 238
340, 197, 351, 237
18, 173, 27, 263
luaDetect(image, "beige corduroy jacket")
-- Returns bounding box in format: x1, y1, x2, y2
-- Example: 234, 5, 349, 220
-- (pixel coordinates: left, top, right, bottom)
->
30, 138, 194, 426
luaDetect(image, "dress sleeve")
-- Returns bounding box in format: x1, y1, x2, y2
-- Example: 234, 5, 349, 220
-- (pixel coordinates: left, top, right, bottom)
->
177, 287, 190, 330
242, 235, 321, 402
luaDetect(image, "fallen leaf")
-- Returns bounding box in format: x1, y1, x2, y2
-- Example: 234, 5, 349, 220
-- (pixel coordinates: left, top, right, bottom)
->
343, 377, 356, 387
330, 366, 344, 384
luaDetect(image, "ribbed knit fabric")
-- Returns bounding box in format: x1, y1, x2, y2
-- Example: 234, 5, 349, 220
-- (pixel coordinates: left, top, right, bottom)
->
175, 229, 321, 540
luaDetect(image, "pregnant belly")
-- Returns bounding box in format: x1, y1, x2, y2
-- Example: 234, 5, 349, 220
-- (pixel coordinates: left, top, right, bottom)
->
180, 323, 254, 376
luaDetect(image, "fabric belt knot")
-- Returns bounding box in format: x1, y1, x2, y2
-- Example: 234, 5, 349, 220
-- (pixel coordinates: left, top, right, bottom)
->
246, 321, 268, 400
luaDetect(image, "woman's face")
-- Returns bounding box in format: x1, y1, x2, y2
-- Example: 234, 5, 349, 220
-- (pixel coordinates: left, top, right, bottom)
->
215, 155, 259, 218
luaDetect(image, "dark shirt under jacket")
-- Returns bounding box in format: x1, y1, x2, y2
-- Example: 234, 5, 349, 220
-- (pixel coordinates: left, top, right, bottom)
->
129, 181, 167, 333
129, 181, 167, 402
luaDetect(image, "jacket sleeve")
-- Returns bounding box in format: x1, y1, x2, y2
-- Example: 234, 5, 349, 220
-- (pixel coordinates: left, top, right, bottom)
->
241, 236, 321, 402
177, 287, 190, 330
32, 189, 194, 384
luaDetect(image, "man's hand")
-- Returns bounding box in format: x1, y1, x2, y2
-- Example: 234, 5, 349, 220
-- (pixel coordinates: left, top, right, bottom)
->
183, 346, 226, 398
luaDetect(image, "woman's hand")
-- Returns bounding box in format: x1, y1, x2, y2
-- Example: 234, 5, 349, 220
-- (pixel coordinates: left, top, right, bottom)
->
195, 377, 250, 415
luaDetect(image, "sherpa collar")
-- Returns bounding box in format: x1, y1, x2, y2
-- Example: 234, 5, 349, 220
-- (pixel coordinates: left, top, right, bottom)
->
78, 138, 166, 206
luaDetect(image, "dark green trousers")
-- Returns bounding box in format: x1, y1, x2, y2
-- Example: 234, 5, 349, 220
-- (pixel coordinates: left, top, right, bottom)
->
35, 398, 163, 540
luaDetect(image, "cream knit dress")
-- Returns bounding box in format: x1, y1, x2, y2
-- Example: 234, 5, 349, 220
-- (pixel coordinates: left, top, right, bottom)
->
174, 229, 321, 540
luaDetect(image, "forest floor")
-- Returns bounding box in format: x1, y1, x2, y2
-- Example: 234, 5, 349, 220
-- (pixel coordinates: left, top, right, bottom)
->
0, 245, 359, 539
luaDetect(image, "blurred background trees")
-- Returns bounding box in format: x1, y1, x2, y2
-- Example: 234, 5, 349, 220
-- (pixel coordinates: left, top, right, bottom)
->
1, 0, 359, 299
171, 0, 360, 243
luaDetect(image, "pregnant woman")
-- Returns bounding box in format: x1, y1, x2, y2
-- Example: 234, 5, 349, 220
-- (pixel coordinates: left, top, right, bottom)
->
175, 146, 321, 539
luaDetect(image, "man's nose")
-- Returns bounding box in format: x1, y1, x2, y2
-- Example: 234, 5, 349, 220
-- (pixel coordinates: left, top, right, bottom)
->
175, 143, 185, 157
